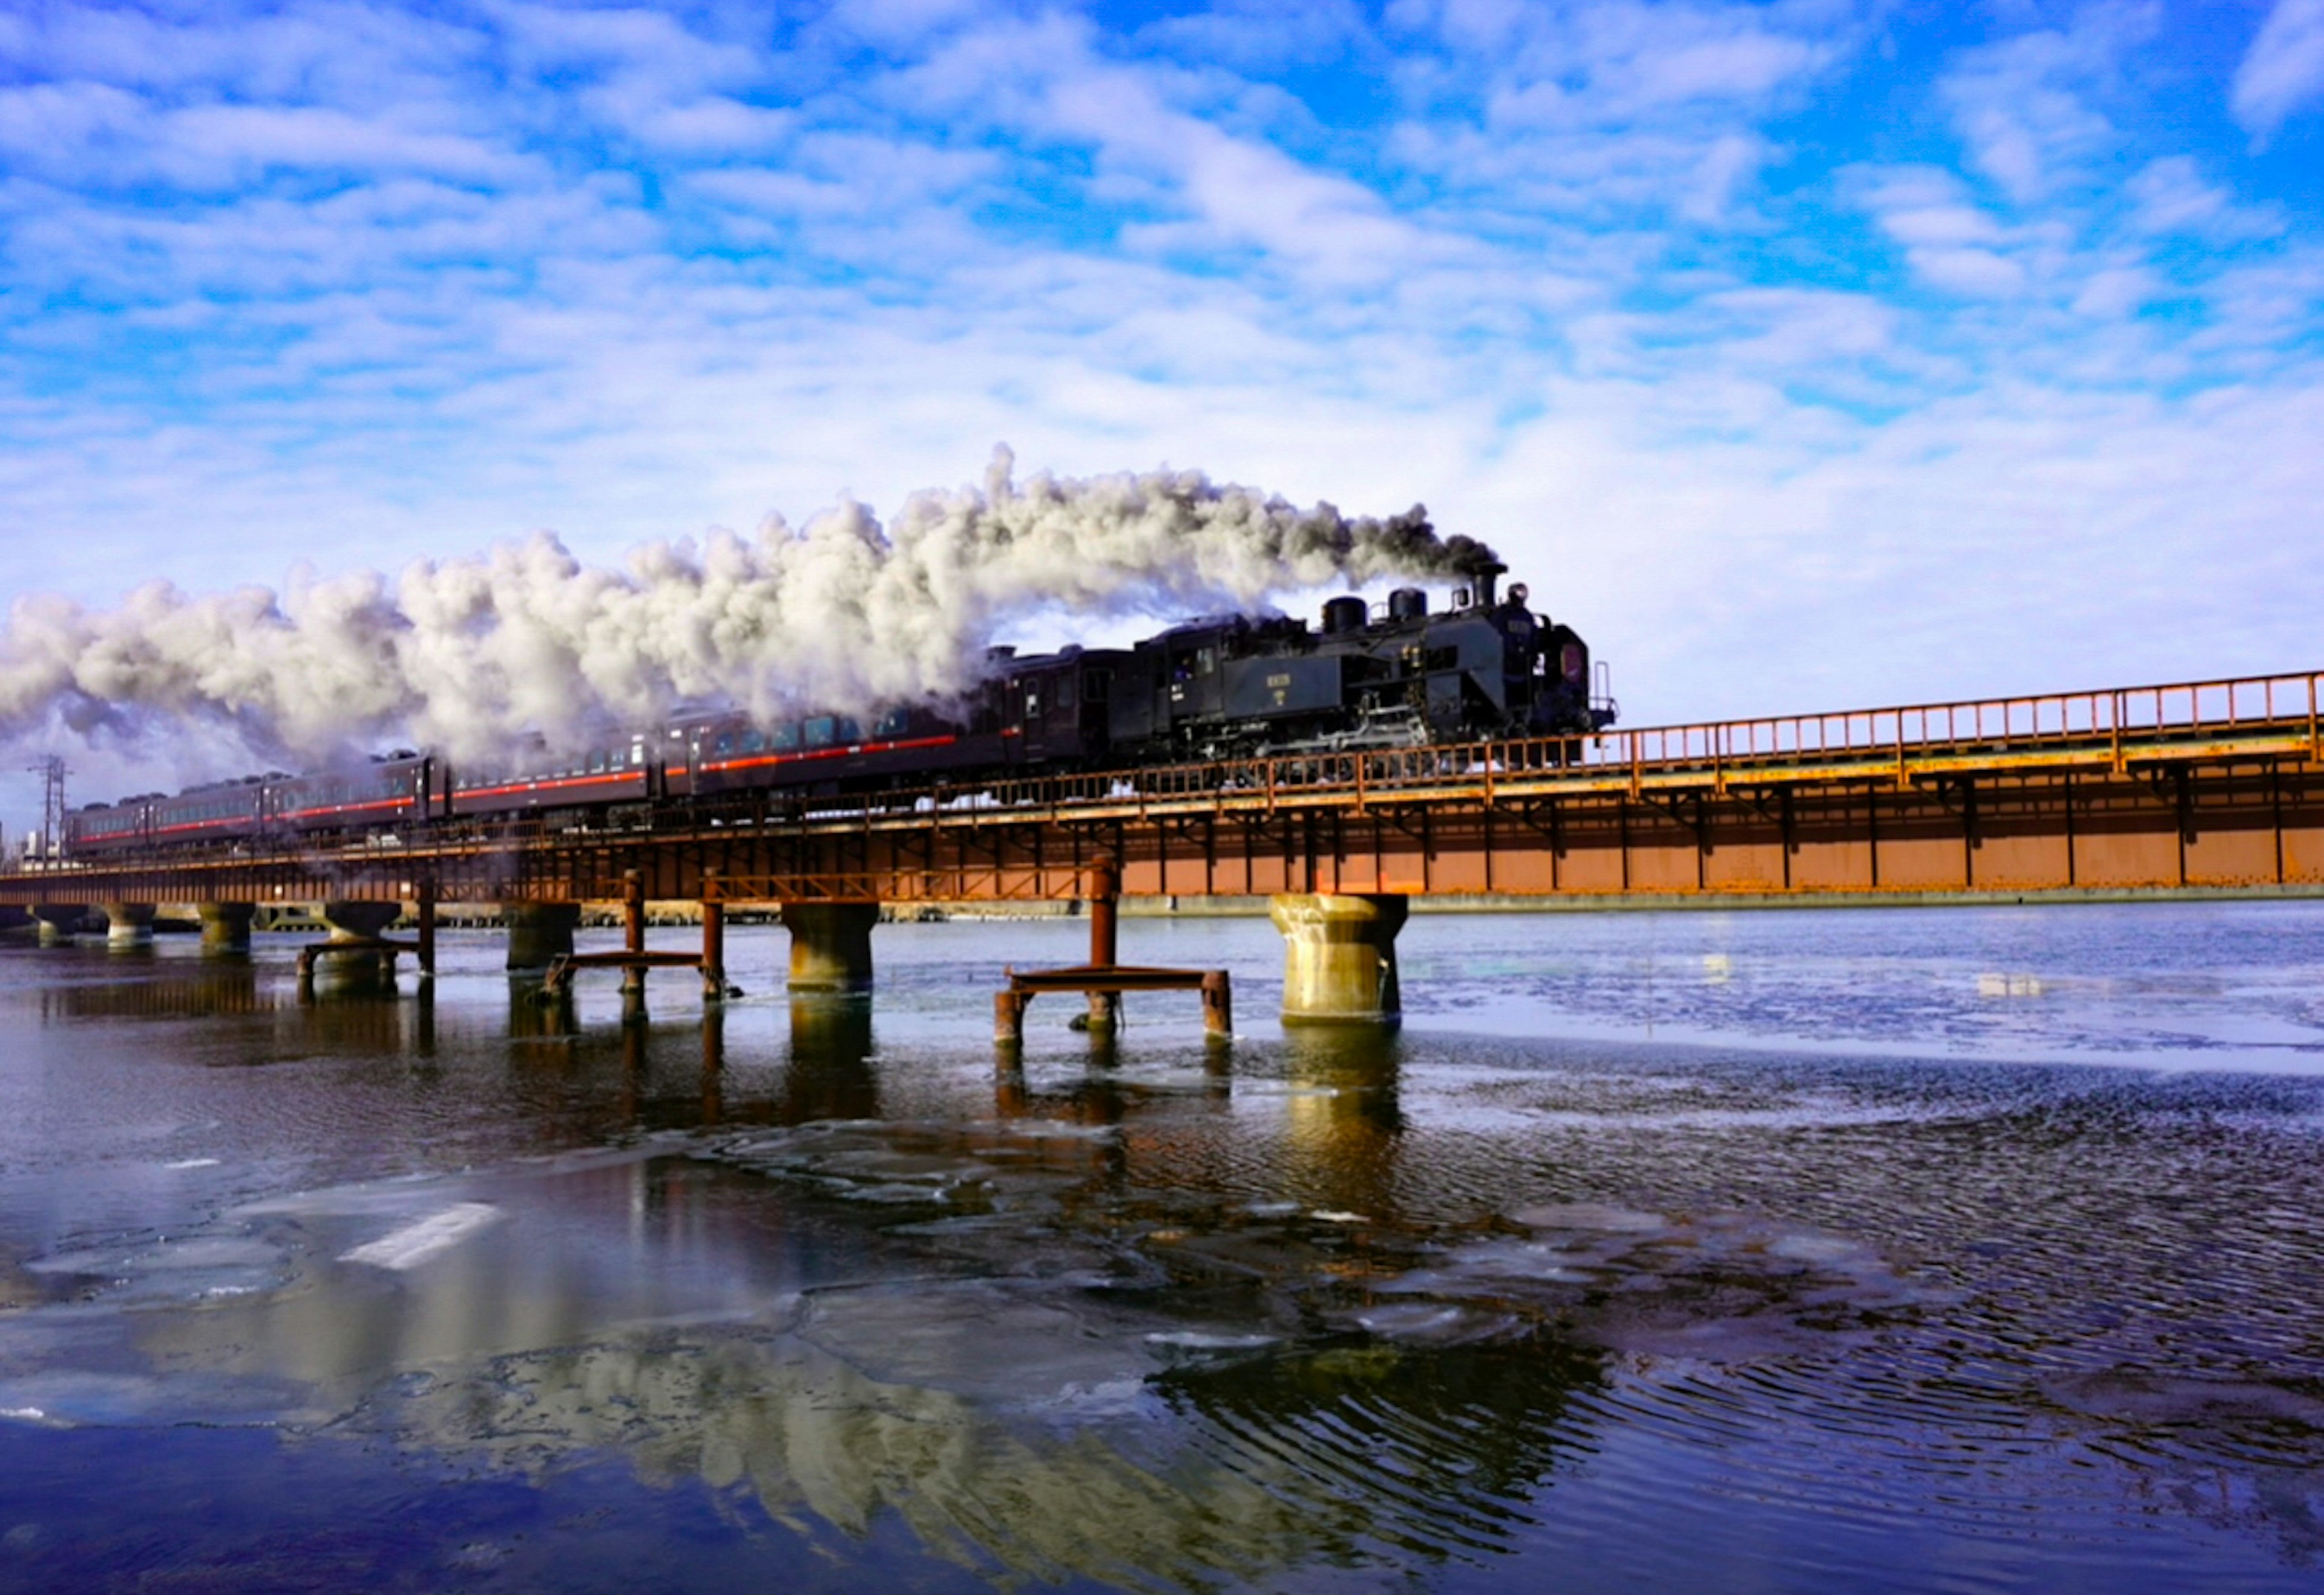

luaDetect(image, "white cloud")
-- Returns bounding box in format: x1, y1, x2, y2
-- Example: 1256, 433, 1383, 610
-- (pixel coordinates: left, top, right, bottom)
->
2124, 156, 2280, 240
1, 0, 2322, 823
160, 104, 527, 187
2233, 0, 2324, 137
1938, 21, 2124, 205
1134, 0, 1371, 71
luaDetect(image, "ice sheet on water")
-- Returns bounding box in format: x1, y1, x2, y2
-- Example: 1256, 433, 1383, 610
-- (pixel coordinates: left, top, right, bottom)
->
339, 1203, 503, 1271
799, 1278, 1163, 1406
24, 1235, 292, 1304
1511, 1203, 1667, 1234
1348, 1303, 1522, 1344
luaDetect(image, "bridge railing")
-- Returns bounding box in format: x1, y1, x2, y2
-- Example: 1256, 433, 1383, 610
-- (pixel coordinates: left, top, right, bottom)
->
1574, 671, 2324, 780
26, 670, 2324, 877
887, 668, 2324, 818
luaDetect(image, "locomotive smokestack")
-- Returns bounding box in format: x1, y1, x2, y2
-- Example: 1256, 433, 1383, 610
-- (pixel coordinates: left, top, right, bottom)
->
1474, 562, 1505, 608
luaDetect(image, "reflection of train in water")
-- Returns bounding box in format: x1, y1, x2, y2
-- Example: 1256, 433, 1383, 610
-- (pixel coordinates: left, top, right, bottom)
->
67, 565, 1611, 855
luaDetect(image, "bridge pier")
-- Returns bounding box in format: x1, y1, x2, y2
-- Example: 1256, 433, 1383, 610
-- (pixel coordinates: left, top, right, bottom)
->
620, 872, 648, 1021
701, 878, 727, 1002
1269, 893, 1407, 1027
299, 900, 407, 989
781, 903, 878, 992
504, 902, 581, 972
1085, 861, 1121, 1033
98, 902, 156, 947
415, 881, 436, 981
323, 901, 401, 941
32, 905, 85, 945
198, 903, 256, 954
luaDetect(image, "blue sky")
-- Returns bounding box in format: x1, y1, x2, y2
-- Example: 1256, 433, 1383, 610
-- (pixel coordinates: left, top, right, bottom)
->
3, 0, 2323, 817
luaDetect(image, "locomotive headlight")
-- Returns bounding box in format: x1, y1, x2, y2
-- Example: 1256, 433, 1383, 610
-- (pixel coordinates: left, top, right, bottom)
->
1508, 582, 1529, 606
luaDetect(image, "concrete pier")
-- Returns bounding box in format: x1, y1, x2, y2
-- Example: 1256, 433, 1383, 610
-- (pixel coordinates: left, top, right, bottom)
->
33, 905, 85, 945
294, 899, 409, 990
504, 902, 581, 972
198, 903, 256, 953
1269, 893, 1408, 1025
322, 901, 401, 941
99, 902, 156, 946
781, 903, 879, 992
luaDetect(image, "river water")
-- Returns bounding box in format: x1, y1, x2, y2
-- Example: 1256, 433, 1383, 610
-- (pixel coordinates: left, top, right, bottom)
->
2, 901, 2322, 1593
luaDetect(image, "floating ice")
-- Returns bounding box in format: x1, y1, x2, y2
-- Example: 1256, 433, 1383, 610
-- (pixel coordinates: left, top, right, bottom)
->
340, 1203, 503, 1271
1509, 1203, 1666, 1234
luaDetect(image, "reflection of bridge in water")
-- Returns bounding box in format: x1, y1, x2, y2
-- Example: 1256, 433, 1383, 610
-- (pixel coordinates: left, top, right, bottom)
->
9, 669, 2324, 1024
132, 1016, 1606, 1588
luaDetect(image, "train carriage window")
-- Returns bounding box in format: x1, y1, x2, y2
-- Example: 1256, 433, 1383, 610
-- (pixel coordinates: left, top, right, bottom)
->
773, 723, 801, 751
805, 716, 837, 750
1057, 675, 1074, 710
875, 708, 910, 738
589, 750, 608, 774
1087, 670, 1110, 703
712, 732, 735, 758
836, 717, 862, 743
741, 729, 766, 754
1024, 688, 1040, 717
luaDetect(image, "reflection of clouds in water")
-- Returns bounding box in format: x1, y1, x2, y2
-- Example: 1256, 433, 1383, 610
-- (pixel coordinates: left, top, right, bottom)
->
354, 1302, 1598, 1587
104, 1139, 1620, 1586
15, 909, 2324, 1585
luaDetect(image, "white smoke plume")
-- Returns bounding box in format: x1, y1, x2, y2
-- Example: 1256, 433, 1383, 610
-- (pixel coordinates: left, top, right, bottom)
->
0, 447, 1497, 771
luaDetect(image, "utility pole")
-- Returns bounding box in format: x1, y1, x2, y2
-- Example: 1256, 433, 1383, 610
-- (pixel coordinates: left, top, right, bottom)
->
26, 756, 67, 861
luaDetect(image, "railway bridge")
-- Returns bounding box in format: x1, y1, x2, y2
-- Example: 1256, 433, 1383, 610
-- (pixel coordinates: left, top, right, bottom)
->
6, 669, 2322, 1026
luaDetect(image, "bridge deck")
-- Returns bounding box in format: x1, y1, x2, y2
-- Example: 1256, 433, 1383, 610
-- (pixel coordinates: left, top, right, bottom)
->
8, 669, 2323, 907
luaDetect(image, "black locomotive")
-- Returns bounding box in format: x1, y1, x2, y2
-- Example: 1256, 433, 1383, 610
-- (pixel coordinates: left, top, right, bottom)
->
64, 564, 1610, 853
1106, 563, 1598, 757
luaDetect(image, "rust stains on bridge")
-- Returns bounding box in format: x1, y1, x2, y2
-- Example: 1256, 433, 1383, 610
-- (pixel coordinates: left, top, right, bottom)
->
8, 670, 2324, 910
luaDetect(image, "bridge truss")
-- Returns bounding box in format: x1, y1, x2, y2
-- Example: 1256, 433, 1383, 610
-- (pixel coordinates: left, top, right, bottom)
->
6, 670, 2322, 909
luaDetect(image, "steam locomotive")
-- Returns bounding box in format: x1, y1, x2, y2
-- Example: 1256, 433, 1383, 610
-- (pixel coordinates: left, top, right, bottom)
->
65, 564, 1610, 854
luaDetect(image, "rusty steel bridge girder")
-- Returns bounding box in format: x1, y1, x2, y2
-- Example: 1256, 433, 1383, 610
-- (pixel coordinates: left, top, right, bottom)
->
7, 670, 2324, 909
